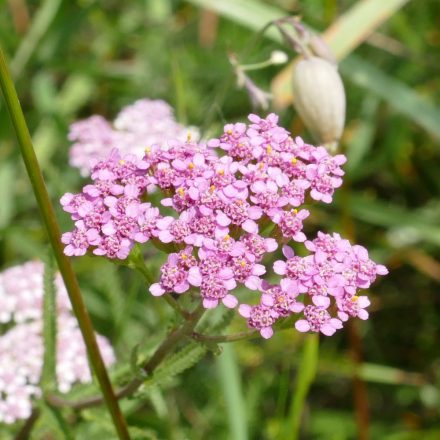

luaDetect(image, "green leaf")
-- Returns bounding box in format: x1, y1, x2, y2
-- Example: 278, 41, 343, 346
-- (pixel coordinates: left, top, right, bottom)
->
346, 193, 440, 247
56, 74, 95, 117
0, 162, 15, 229
341, 55, 440, 140
35, 402, 74, 440
345, 96, 380, 177
217, 344, 248, 440
284, 334, 319, 440
143, 342, 207, 389
41, 251, 57, 391
11, 0, 63, 78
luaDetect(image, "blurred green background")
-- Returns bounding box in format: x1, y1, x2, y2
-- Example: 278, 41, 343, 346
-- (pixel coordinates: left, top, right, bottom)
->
1, 0, 440, 439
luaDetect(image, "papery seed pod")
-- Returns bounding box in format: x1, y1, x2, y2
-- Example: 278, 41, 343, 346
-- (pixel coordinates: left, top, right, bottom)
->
292, 56, 346, 151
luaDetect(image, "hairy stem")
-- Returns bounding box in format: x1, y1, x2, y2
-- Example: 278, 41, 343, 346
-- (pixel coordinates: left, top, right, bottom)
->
47, 305, 205, 410
192, 330, 258, 343
0, 46, 130, 440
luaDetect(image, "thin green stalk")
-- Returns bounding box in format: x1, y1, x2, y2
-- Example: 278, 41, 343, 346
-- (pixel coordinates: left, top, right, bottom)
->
0, 46, 131, 440
47, 305, 205, 410
283, 334, 319, 439
192, 330, 258, 343
217, 344, 248, 440
41, 253, 57, 390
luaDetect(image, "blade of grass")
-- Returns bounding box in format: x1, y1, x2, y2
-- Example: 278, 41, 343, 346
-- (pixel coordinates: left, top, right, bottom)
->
0, 46, 131, 440
324, 0, 410, 59
0, 161, 15, 229
217, 344, 248, 440
41, 252, 57, 390
340, 55, 440, 140
283, 334, 319, 440
345, 95, 380, 178
11, 0, 63, 78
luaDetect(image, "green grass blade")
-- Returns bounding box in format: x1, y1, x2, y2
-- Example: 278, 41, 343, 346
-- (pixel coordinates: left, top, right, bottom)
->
11, 0, 63, 78
340, 55, 440, 140
323, 0, 410, 59
0, 45, 131, 440
41, 252, 57, 390
186, 0, 282, 41
217, 344, 248, 440
284, 334, 319, 440
0, 162, 15, 229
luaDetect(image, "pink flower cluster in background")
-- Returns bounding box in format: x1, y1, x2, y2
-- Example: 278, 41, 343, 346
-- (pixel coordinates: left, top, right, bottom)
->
0, 262, 115, 424
69, 99, 199, 176
61, 112, 387, 339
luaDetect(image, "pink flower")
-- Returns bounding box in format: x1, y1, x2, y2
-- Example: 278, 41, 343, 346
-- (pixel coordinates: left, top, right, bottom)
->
62, 109, 388, 338
295, 305, 343, 336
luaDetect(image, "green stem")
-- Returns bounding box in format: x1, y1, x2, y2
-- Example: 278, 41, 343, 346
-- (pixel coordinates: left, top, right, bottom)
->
47, 305, 205, 410
192, 330, 258, 343
0, 47, 130, 440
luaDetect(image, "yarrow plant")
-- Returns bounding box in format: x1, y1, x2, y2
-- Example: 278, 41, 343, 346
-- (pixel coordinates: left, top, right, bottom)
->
69, 99, 199, 176
0, 261, 115, 424
61, 112, 387, 340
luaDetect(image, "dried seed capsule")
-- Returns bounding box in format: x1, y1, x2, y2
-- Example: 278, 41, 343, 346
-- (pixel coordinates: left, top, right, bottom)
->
292, 56, 346, 151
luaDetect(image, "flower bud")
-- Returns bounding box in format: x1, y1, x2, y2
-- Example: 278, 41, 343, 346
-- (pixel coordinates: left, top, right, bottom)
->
292, 56, 345, 151
269, 50, 288, 65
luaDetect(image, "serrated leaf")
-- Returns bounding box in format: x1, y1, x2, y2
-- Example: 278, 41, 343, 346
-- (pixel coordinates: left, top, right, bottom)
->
143, 342, 207, 389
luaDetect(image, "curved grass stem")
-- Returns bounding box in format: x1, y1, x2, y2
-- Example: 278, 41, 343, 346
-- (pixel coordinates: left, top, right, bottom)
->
0, 46, 130, 440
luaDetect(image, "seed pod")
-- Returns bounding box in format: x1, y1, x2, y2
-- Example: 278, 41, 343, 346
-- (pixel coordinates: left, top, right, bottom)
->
292, 56, 345, 151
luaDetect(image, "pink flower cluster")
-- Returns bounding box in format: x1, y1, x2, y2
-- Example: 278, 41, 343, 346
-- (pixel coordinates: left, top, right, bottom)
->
61, 113, 387, 339
240, 233, 387, 338
0, 262, 115, 424
69, 99, 199, 176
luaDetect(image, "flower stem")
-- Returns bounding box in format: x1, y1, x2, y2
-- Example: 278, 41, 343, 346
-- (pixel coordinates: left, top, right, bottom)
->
130, 249, 191, 319
192, 330, 258, 343
47, 305, 205, 410
0, 46, 130, 440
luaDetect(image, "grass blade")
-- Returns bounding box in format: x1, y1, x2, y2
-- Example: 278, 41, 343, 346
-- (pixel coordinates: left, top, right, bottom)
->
340, 55, 440, 140
0, 45, 131, 440
284, 334, 319, 440
217, 344, 248, 440
11, 0, 63, 78
41, 252, 57, 390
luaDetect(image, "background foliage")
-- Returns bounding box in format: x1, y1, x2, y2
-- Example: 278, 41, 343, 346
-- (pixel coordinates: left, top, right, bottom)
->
1, 0, 439, 438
